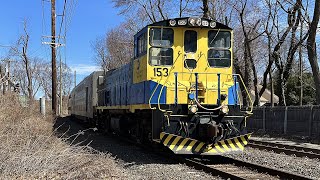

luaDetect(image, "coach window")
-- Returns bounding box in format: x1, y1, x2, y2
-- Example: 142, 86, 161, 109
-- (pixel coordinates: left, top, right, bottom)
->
149, 27, 174, 66
184, 30, 197, 53
207, 30, 231, 67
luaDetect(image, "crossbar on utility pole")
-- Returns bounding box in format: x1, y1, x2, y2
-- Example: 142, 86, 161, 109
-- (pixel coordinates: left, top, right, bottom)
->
51, 0, 57, 116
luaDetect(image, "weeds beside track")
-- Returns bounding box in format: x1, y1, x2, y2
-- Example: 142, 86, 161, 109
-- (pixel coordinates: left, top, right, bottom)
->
0, 94, 126, 179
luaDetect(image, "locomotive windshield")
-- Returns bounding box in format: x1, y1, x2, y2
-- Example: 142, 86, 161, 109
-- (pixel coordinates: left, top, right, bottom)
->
149, 28, 174, 66
208, 30, 231, 48
149, 28, 173, 47
207, 30, 231, 67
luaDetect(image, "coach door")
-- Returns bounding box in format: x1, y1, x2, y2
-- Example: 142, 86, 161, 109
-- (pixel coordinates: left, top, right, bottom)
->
85, 87, 88, 112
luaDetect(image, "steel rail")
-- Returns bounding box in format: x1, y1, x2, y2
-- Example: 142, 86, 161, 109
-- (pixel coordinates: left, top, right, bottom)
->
248, 140, 320, 159
179, 155, 312, 180
176, 157, 247, 180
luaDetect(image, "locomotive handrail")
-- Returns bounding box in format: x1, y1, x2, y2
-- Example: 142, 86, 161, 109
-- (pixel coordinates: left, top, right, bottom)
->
235, 74, 253, 113
148, 51, 182, 110
169, 72, 253, 113
150, 70, 253, 114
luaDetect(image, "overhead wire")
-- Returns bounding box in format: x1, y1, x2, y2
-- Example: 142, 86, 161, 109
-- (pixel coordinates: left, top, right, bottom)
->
41, 0, 51, 64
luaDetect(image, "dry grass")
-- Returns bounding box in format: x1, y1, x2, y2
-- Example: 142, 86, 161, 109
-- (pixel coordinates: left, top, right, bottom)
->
0, 94, 126, 179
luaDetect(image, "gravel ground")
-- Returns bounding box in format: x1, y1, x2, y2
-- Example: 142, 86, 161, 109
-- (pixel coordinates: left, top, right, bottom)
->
55, 117, 320, 179
252, 131, 320, 144
55, 117, 219, 180
224, 147, 320, 179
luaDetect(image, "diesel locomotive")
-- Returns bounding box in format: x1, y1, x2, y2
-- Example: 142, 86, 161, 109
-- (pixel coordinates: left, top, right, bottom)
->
69, 17, 253, 155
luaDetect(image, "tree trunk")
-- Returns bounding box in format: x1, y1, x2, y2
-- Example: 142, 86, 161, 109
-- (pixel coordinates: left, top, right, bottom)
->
22, 47, 33, 101
239, 7, 258, 106
202, 0, 210, 18
269, 71, 274, 107
307, 0, 320, 104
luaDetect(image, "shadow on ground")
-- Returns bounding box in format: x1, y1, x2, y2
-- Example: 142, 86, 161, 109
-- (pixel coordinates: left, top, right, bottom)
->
53, 116, 175, 166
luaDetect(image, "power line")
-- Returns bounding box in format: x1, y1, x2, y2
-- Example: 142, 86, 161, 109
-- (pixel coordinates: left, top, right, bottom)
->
57, 0, 67, 44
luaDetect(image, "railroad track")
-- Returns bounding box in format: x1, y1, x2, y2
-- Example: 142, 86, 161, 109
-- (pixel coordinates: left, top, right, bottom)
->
109, 135, 314, 179
176, 155, 312, 180
68, 118, 314, 179
248, 139, 320, 159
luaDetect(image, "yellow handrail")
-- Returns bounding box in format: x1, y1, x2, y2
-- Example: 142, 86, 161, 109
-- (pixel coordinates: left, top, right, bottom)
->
149, 69, 253, 115
148, 51, 181, 110
235, 74, 253, 113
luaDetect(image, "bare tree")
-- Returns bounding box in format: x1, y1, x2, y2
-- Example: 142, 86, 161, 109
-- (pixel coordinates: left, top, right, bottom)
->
38, 62, 73, 100
229, 0, 265, 106
272, 0, 309, 105
91, 36, 108, 68
307, 0, 320, 104
202, 0, 210, 18
112, 0, 171, 23
12, 57, 43, 100
209, 0, 234, 23
92, 22, 134, 70
178, 0, 192, 17
9, 21, 40, 101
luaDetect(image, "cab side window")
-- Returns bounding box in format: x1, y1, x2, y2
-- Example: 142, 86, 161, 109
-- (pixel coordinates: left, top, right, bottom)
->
149, 28, 174, 66
136, 32, 147, 58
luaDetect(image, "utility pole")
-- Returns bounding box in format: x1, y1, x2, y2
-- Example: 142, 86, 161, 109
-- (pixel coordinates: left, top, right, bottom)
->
0, 63, 4, 95
74, 70, 76, 88
59, 54, 63, 116
51, 0, 57, 116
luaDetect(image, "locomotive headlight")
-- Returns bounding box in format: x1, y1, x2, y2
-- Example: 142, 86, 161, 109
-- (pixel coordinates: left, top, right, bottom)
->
202, 20, 209, 27
221, 106, 229, 114
188, 18, 196, 26
178, 19, 187, 25
189, 105, 198, 114
210, 21, 216, 28
196, 18, 202, 26
169, 19, 176, 26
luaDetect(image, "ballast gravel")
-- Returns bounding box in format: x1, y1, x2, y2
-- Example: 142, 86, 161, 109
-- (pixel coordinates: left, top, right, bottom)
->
224, 147, 320, 179
56, 117, 320, 179
55, 117, 219, 180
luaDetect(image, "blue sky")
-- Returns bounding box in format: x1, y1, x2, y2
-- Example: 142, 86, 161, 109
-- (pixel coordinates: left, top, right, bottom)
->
0, 0, 124, 84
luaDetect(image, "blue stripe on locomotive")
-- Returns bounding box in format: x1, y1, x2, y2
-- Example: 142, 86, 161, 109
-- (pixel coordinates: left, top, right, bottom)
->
129, 81, 166, 105
146, 81, 166, 104
228, 82, 240, 105
104, 62, 166, 106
